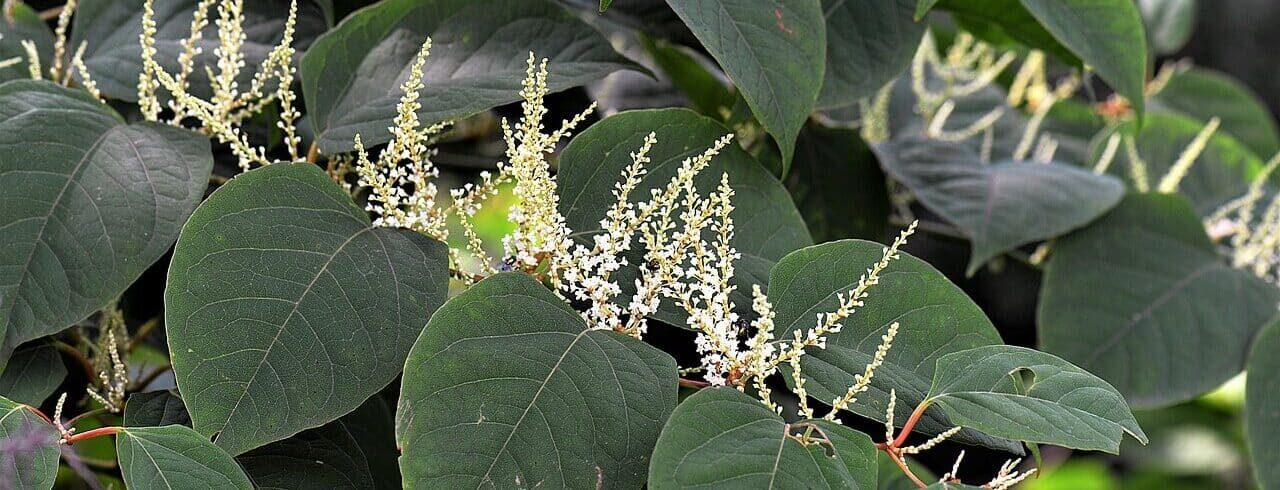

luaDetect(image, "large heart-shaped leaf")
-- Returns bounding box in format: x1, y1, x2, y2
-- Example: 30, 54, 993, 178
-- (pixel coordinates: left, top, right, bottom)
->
301, 0, 637, 152
0, 80, 212, 369
557, 108, 812, 326
768, 240, 1017, 452
117, 425, 253, 490
667, 0, 826, 171
788, 126, 890, 242
165, 162, 449, 455
649, 388, 876, 490
873, 135, 1124, 276
1151, 67, 1280, 159
925, 345, 1146, 453
0, 3, 54, 84
70, 0, 328, 102
1039, 193, 1280, 407
1247, 317, 1280, 490
0, 343, 65, 406
0, 396, 59, 490
817, 0, 924, 109
1098, 113, 1267, 216
397, 273, 678, 489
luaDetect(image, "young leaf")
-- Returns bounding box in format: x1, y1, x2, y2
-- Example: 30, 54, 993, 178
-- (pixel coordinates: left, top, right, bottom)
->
117, 425, 253, 490
557, 108, 812, 326
666, 0, 826, 172
872, 135, 1124, 276
788, 126, 890, 242
0, 396, 59, 490
1247, 317, 1280, 490
0, 343, 66, 406
648, 388, 876, 490
0, 80, 212, 370
70, 0, 328, 101
1039, 194, 1280, 407
165, 163, 450, 455
637, 35, 735, 119
926, 345, 1147, 453
1151, 67, 1280, 159
301, 0, 638, 152
397, 273, 678, 489
817, 0, 925, 109
768, 240, 1018, 452
1098, 113, 1266, 216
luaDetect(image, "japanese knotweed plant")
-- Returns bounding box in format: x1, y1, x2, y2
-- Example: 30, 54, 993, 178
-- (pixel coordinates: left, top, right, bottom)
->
3, 0, 1277, 488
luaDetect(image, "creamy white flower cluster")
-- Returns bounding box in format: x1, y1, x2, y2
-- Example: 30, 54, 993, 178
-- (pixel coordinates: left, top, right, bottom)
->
139, 0, 304, 169
354, 39, 449, 240
1208, 152, 1280, 285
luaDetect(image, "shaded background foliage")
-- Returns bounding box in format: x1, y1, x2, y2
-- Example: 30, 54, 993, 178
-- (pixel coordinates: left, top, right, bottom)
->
2, 0, 1277, 488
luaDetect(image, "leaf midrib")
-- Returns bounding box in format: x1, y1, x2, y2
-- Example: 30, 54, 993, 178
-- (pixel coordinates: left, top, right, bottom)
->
211, 226, 376, 441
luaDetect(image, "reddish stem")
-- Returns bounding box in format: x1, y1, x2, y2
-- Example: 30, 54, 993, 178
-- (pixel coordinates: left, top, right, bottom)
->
885, 450, 927, 488
678, 378, 710, 389
63, 426, 122, 445
23, 405, 53, 425
891, 400, 932, 449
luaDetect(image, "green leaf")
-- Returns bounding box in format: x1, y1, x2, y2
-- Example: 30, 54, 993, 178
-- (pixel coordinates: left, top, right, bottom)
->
124, 390, 191, 428
914, 0, 941, 20
238, 413, 374, 489
932, 0, 1150, 114
335, 395, 400, 490
1138, 0, 1197, 55
1016, 0, 1148, 115
0, 396, 59, 490
788, 126, 890, 241
557, 108, 812, 326
925, 345, 1146, 453
872, 135, 1124, 276
117, 425, 253, 490
235, 393, 398, 489
165, 162, 449, 455
1097, 113, 1266, 217
0, 80, 212, 369
0, 343, 65, 406
1039, 193, 1280, 407
648, 388, 876, 490
70, 0, 327, 102
667, 0, 826, 172
817, 0, 925, 109
0, 3, 54, 84
397, 273, 678, 489
637, 35, 735, 119
1151, 67, 1280, 159
301, 0, 637, 153
933, 0, 1079, 65
600, 0, 613, 13
1247, 317, 1280, 490
768, 240, 1018, 452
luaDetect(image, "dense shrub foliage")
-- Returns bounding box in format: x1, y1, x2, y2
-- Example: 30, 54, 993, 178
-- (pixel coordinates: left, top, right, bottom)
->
0, 0, 1276, 488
